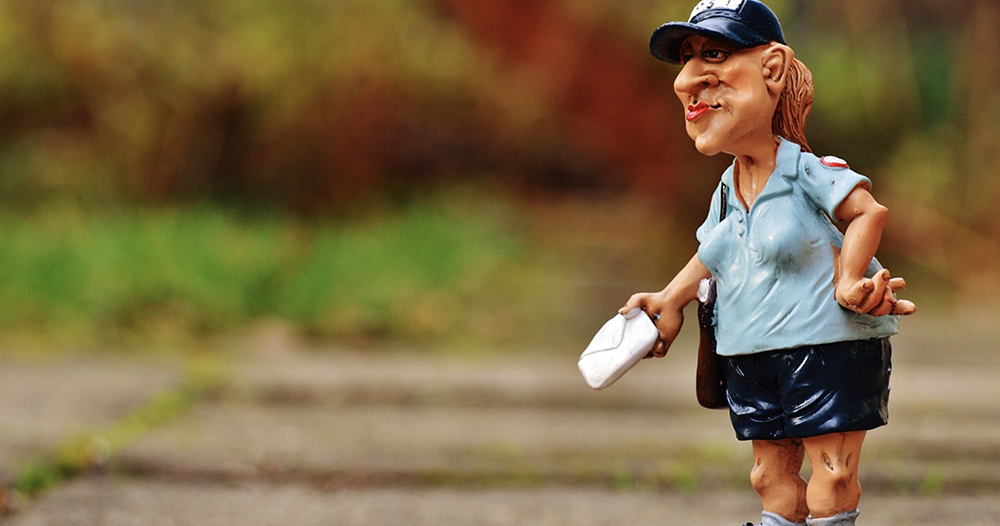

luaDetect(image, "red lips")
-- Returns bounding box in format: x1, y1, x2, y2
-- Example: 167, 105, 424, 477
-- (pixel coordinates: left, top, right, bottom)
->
686, 101, 713, 121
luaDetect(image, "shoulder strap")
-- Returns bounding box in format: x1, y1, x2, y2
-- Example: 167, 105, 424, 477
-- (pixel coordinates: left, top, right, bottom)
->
720, 183, 729, 221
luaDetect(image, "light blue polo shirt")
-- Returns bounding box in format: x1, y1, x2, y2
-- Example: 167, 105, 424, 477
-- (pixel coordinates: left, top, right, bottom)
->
696, 138, 898, 356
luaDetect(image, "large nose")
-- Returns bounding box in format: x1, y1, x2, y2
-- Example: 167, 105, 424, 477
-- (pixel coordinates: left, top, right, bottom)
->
673, 61, 718, 99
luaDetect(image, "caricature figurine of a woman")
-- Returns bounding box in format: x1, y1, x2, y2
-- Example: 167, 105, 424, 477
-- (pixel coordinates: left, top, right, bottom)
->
620, 1, 915, 525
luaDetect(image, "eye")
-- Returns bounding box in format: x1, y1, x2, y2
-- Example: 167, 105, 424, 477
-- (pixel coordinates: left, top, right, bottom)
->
678, 42, 696, 64
703, 48, 731, 62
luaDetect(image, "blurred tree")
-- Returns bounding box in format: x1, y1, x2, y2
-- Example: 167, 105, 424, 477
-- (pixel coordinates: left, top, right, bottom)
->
431, 0, 694, 193
1, 0, 997, 248
0, 0, 604, 212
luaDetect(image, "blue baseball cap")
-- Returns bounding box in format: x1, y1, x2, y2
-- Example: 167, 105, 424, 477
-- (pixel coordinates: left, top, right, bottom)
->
650, 0, 786, 64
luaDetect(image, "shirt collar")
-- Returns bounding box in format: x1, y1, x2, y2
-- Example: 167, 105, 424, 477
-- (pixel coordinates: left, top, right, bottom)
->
774, 137, 803, 182
721, 137, 802, 208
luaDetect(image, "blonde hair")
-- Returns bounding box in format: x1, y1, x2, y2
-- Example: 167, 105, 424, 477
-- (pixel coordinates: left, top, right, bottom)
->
772, 57, 814, 153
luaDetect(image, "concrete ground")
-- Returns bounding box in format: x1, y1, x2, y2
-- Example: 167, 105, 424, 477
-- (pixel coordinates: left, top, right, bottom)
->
2, 312, 998, 525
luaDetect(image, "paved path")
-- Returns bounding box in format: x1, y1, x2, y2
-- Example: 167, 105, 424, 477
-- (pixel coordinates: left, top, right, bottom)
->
0, 359, 181, 484
3, 312, 999, 525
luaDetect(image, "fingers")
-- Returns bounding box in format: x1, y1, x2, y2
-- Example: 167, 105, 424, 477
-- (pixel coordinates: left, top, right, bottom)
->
840, 276, 874, 309
862, 269, 891, 313
840, 269, 916, 316
872, 272, 915, 316
620, 293, 647, 315
841, 269, 892, 314
879, 276, 915, 316
868, 284, 896, 316
645, 313, 666, 360
624, 293, 668, 358
620, 293, 663, 323
892, 299, 916, 315
644, 339, 669, 359
886, 275, 915, 315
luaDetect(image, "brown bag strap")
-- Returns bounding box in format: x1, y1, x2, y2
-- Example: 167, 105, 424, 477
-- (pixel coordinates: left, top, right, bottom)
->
720, 182, 729, 222
695, 181, 729, 410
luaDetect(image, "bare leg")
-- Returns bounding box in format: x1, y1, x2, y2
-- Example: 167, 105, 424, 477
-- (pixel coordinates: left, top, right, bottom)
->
801, 431, 866, 519
751, 439, 810, 523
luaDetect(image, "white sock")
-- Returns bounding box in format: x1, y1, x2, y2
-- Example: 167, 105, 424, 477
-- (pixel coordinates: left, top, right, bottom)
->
761, 511, 807, 526
806, 509, 860, 526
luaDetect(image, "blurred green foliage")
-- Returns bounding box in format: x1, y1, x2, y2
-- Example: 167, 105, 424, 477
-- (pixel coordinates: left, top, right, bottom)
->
0, 193, 525, 348
0, 0, 997, 347
4, 1, 998, 224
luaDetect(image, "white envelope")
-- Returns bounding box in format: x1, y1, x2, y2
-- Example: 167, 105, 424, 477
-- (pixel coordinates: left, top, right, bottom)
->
578, 308, 659, 390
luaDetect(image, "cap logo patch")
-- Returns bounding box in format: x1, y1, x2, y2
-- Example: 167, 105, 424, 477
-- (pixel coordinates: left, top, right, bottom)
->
820, 156, 850, 169
690, 0, 745, 20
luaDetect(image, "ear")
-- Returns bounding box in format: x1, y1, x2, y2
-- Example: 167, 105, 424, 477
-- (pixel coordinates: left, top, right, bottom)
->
761, 43, 793, 96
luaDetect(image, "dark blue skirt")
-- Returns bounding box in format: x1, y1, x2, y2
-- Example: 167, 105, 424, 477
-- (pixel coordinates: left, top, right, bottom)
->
725, 338, 891, 441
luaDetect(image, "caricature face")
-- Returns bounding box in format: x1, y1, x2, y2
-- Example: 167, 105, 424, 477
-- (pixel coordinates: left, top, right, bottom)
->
673, 36, 777, 156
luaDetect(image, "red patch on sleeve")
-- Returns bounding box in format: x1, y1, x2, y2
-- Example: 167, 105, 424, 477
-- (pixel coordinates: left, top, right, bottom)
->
820, 156, 849, 169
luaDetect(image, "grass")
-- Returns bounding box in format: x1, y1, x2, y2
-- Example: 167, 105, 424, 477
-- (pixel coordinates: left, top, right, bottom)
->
0, 192, 528, 351
0, 188, 699, 356
11, 356, 226, 501
13, 383, 206, 497
0, 189, 975, 355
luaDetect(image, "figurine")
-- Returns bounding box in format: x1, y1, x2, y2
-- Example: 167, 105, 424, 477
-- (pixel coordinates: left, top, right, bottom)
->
620, 1, 915, 525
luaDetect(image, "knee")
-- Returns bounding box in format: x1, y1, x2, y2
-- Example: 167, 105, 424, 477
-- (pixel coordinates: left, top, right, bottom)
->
750, 461, 771, 494
813, 466, 860, 496
750, 459, 800, 496
811, 453, 860, 490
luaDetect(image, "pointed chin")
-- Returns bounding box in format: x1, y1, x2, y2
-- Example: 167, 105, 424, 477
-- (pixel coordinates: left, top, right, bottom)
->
688, 124, 725, 156
695, 138, 724, 156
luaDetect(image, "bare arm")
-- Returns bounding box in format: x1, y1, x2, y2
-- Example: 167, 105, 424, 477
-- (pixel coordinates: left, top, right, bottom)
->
620, 254, 712, 358
833, 186, 915, 316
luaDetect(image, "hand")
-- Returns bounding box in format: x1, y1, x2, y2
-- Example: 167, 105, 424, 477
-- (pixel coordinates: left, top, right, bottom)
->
835, 268, 916, 316
620, 292, 683, 359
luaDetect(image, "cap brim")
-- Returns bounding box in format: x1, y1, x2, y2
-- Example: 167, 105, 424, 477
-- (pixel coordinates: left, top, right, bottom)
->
649, 18, 772, 64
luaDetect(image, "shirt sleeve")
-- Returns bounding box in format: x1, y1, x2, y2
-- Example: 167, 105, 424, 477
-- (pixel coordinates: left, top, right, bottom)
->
798, 154, 872, 221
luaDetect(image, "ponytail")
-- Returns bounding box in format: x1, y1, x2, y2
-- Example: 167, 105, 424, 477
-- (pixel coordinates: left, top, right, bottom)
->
772, 57, 814, 153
